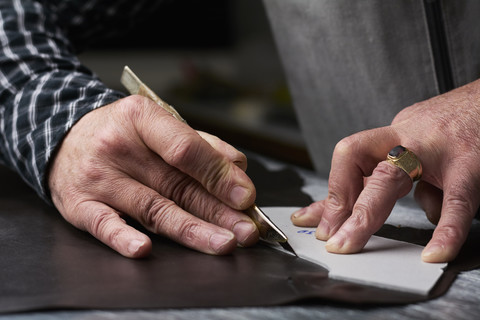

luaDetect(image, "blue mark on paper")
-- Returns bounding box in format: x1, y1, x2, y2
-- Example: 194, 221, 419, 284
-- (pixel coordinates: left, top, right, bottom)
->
297, 229, 315, 235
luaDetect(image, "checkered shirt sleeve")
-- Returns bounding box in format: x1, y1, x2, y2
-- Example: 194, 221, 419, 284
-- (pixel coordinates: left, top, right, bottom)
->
0, 0, 159, 202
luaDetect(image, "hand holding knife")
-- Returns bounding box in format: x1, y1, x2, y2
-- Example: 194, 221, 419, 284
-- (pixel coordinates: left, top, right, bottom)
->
120, 66, 294, 255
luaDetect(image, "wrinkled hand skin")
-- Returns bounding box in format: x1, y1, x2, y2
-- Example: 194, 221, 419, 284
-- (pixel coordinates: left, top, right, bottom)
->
48, 95, 259, 258
292, 79, 480, 263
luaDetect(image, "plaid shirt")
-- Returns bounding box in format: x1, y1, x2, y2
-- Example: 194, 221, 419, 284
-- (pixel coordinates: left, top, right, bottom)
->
0, 0, 160, 201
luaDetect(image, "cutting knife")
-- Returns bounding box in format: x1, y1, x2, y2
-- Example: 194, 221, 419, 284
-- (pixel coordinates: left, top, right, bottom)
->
120, 66, 295, 255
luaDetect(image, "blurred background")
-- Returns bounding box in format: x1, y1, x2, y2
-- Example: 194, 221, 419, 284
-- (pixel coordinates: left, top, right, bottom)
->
78, 0, 312, 168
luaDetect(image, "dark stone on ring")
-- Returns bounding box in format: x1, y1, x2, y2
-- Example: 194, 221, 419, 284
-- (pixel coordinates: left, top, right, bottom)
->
388, 145, 406, 158
386, 145, 422, 181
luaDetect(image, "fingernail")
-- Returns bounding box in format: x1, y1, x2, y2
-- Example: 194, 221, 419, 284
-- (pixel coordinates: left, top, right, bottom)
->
292, 207, 307, 219
233, 221, 257, 244
315, 219, 330, 240
128, 239, 145, 255
209, 231, 235, 254
325, 233, 345, 252
230, 186, 251, 207
422, 244, 445, 262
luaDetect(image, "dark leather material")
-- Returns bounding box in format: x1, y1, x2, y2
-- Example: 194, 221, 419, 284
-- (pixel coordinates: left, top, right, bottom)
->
0, 159, 472, 313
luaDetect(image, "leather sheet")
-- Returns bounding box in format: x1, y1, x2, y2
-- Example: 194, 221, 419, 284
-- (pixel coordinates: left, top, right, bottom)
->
0, 159, 475, 314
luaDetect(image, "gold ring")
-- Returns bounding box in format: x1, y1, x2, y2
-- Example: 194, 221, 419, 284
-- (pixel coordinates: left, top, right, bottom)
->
386, 145, 422, 181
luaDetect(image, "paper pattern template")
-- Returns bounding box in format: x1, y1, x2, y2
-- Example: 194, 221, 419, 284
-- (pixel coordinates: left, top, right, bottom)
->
264, 207, 447, 295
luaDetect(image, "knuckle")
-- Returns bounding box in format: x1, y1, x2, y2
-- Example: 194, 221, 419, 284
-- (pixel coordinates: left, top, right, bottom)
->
374, 162, 407, 183
201, 200, 226, 224
435, 191, 475, 242
331, 135, 374, 176
309, 200, 326, 212
333, 137, 355, 158
351, 201, 385, 234
161, 170, 228, 225
370, 162, 411, 197
169, 176, 226, 224
438, 224, 461, 239
169, 176, 226, 225
104, 225, 124, 247
137, 194, 176, 230
443, 192, 475, 219
342, 201, 386, 237
168, 174, 195, 204
135, 192, 206, 244
233, 153, 248, 171
435, 109, 480, 155
162, 132, 233, 197
163, 133, 200, 167
81, 158, 110, 183
435, 224, 466, 246
175, 218, 202, 243
91, 126, 131, 159
392, 104, 415, 124
88, 210, 121, 239
326, 191, 351, 214
89, 96, 151, 160
236, 151, 247, 164
167, 175, 209, 214
147, 165, 177, 192
120, 95, 150, 118
203, 161, 230, 195
350, 203, 372, 230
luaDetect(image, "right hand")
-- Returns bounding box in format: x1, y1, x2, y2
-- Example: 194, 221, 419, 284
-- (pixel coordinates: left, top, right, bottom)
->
290, 79, 480, 263
48, 95, 259, 258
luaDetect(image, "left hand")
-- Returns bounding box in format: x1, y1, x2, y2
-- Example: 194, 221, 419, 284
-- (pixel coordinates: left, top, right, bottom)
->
291, 79, 480, 263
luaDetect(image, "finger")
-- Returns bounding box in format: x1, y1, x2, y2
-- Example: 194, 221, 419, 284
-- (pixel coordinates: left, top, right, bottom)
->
414, 181, 443, 225
197, 131, 248, 171
317, 128, 398, 241
291, 201, 325, 227
97, 175, 248, 254
156, 173, 259, 248
108, 151, 258, 247
325, 161, 412, 253
129, 97, 255, 210
422, 177, 478, 262
69, 201, 152, 258
163, 175, 259, 247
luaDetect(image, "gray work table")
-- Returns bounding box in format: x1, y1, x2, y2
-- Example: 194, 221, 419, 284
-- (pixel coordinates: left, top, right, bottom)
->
1, 153, 479, 320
